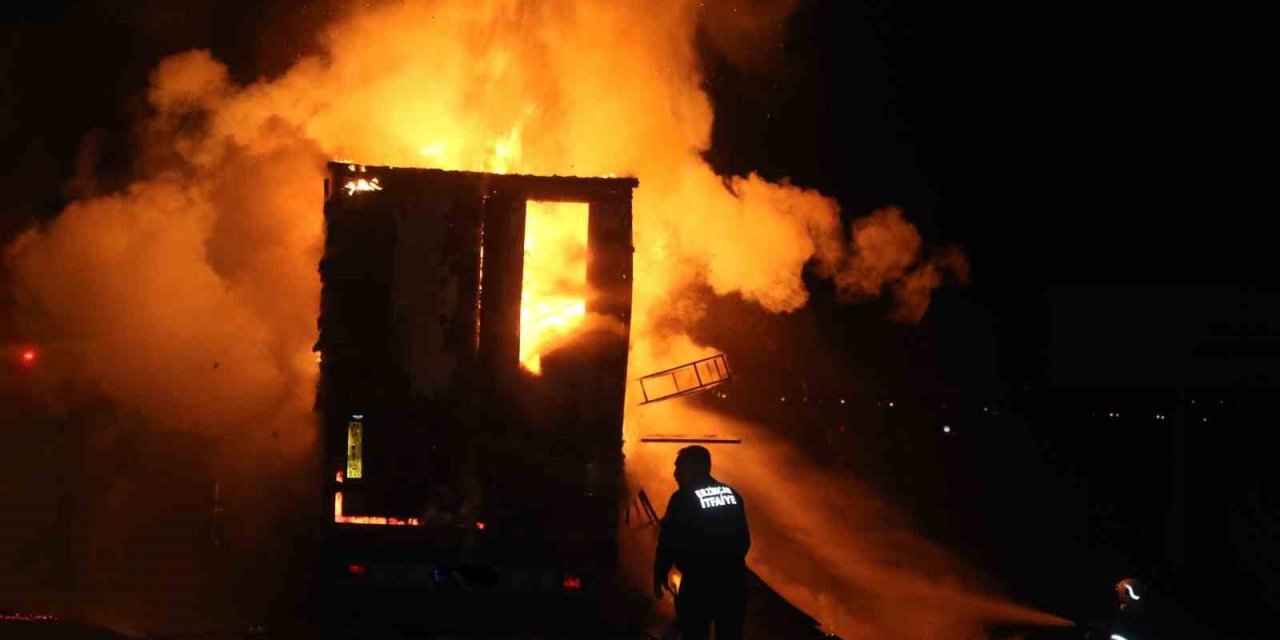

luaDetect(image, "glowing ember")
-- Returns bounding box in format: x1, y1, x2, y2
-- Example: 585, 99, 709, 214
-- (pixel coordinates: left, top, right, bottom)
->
333, 490, 421, 526
0, 612, 57, 622
334, 515, 422, 526
519, 201, 589, 374
343, 177, 382, 195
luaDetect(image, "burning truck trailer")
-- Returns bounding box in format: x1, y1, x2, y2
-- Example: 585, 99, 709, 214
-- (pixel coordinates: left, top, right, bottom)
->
312, 162, 636, 631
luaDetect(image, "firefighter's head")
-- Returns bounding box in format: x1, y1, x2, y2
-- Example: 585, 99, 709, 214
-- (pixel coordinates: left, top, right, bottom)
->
674, 445, 712, 488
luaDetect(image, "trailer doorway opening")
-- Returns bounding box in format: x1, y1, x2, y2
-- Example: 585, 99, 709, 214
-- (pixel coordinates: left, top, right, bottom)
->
520, 201, 589, 374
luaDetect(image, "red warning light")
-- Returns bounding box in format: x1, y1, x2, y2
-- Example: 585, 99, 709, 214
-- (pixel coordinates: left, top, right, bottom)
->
347, 563, 368, 576
475, 521, 486, 530
563, 575, 582, 590
20, 348, 37, 366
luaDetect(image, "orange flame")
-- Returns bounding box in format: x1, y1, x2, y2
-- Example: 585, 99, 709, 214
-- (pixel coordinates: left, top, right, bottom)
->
343, 177, 382, 195
519, 201, 589, 374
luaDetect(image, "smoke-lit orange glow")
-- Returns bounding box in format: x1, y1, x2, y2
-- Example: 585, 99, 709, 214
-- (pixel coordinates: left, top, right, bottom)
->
519, 201, 589, 374
3, 0, 983, 634
20, 348, 37, 366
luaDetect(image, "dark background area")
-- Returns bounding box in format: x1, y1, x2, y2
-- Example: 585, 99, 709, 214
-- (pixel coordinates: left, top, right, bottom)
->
2, 1, 1272, 637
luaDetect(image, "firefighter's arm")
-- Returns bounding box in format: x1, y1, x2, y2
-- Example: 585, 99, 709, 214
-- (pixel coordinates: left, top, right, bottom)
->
739, 491, 752, 557
653, 491, 684, 599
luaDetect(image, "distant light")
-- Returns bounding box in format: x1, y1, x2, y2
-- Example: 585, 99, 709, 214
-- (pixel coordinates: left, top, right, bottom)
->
1203, 417, 1208, 423
563, 575, 582, 590
839, 399, 846, 405
336, 470, 344, 483
475, 521, 486, 530
1111, 635, 1128, 640
1124, 584, 1141, 600
348, 563, 368, 576
888, 401, 894, 408
20, 348, 37, 366
781, 397, 786, 402
983, 407, 989, 413
942, 426, 952, 433
352, 414, 364, 420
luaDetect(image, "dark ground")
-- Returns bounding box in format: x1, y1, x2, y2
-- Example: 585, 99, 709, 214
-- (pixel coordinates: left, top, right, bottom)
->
2, 567, 833, 640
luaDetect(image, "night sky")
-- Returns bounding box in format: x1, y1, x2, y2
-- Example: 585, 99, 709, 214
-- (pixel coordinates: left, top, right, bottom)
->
700, 1, 1275, 394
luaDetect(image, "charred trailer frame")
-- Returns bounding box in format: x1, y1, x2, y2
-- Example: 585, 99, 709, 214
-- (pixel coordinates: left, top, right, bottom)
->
315, 162, 635, 596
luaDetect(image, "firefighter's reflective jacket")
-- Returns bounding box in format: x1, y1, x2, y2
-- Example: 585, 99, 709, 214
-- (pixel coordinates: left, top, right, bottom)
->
655, 477, 750, 578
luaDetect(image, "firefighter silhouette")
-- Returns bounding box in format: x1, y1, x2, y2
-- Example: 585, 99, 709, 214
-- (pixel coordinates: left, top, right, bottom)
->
654, 445, 751, 640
